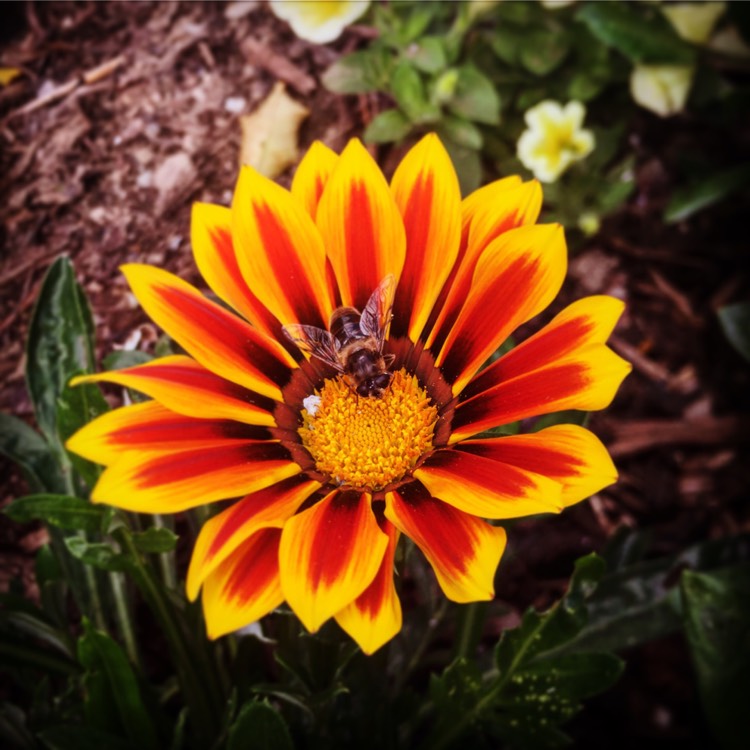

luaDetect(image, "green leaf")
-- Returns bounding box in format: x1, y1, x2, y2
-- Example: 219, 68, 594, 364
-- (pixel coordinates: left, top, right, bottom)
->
558, 533, 750, 655
77, 620, 160, 750
227, 701, 295, 750
718, 302, 750, 364
681, 565, 750, 750
407, 37, 448, 74
364, 108, 413, 144
436, 115, 483, 150
322, 49, 392, 94
26, 257, 97, 448
440, 138, 483, 196
519, 28, 570, 76
448, 65, 501, 125
65, 538, 130, 572
391, 62, 440, 124
577, 2, 696, 65
0, 413, 61, 494
130, 527, 178, 554
3, 494, 108, 534
102, 350, 152, 371
664, 163, 750, 223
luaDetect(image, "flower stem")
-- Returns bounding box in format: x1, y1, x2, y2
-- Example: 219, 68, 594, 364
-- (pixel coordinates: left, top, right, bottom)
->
114, 527, 222, 744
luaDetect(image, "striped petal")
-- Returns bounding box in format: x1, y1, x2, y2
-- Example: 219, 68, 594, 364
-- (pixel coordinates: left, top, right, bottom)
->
335, 520, 401, 655
316, 139, 406, 309
425, 178, 540, 349
458, 425, 618, 508
452, 345, 631, 442
435, 223, 567, 394
201, 527, 283, 639
122, 265, 295, 400
389, 134, 461, 341
71, 355, 277, 427
385, 483, 507, 602
414, 448, 562, 519
91, 442, 300, 513
67, 400, 268, 466
232, 164, 334, 329
463, 295, 626, 400
186, 475, 321, 601
291, 140, 340, 219
278, 489, 389, 633
191, 202, 280, 336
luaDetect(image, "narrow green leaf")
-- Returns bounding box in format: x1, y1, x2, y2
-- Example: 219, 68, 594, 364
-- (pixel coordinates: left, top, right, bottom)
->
364, 108, 413, 144
4, 494, 108, 534
577, 2, 696, 65
65, 538, 130, 572
227, 701, 295, 750
131, 527, 178, 554
665, 163, 750, 223
0, 413, 61, 494
718, 302, 750, 363
77, 620, 160, 750
681, 566, 750, 750
26, 257, 97, 447
448, 65, 500, 125
102, 350, 152, 371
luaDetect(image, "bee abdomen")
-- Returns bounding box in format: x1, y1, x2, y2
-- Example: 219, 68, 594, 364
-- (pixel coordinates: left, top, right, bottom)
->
330, 308, 365, 348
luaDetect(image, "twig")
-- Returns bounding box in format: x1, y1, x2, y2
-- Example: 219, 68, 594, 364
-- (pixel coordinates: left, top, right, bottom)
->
240, 38, 316, 95
8, 55, 125, 119
608, 416, 750, 457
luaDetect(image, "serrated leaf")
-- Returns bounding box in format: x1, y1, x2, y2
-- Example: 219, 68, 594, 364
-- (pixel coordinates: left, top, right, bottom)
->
681, 565, 750, 750
577, 3, 696, 65
240, 82, 309, 180
718, 302, 750, 363
665, 162, 750, 223
227, 701, 294, 750
131, 527, 178, 554
448, 65, 501, 125
26, 257, 97, 449
4, 494, 108, 534
364, 108, 413, 144
0, 413, 61, 494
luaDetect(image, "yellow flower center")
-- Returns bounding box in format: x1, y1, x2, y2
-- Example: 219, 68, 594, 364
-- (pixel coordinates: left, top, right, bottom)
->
299, 368, 438, 491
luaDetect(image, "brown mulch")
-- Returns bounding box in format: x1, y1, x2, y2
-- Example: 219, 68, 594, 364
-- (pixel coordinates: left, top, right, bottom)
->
2, 2, 750, 747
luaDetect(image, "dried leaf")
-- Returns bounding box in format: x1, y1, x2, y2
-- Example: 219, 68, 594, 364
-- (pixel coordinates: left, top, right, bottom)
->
239, 82, 309, 179
0, 67, 22, 86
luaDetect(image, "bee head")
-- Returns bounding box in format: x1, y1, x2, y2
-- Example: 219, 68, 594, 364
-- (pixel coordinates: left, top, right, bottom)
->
357, 372, 393, 398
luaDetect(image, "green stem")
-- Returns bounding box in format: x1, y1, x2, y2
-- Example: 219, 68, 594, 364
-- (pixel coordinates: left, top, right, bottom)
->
114, 528, 222, 744
151, 514, 178, 590
453, 601, 487, 661
108, 569, 140, 668
426, 617, 547, 750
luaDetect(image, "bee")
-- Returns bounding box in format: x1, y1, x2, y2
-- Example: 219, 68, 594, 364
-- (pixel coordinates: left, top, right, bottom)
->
283, 275, 396, 398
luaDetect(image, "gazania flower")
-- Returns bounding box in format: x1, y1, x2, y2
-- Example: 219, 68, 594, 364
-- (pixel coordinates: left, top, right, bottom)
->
268, 0, 370, 44
517, 100, 595, 183
68, 134, 630, 654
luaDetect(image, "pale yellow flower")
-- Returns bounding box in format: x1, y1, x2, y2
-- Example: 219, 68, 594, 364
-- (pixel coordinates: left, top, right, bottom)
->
662, 2, 726, 46
630, 65, 694, 117
269, 0, 370, 44
516, 100, 595, 183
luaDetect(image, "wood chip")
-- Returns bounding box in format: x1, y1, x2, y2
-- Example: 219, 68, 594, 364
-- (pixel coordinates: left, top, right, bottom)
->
240, 37, 317, 95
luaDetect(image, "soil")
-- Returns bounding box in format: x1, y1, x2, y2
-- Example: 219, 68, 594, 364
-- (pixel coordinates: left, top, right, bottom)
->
1, 3, 749, 748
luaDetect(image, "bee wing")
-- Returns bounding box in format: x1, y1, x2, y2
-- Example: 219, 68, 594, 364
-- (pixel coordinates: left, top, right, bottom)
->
282, 324, 344, 372
359, 274, 395, 351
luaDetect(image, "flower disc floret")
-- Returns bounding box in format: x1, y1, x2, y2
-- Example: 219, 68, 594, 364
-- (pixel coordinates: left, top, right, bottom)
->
299, 369, 437, 490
